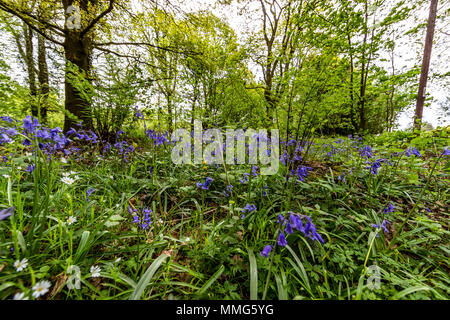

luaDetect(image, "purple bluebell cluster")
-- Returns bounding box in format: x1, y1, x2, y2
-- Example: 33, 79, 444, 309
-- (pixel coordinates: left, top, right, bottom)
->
223, 184, 233, 197
371, 219, 391, 237
384, 203, 394, 214
1, 116, 72, 157
294, 165, 312, 182
135, 111, 144, 120
366, 158, 391, 175
260, 212, 325, 258
359, 145, 373, 159
146, 130, 170, 147
127, 206, 152, 230
196, 177, 213, 190
85, 188, 95, 202
241, 204, 257, 219
26, 163, 36, 173
405, 147, 422, 158
239, 173, 250, 184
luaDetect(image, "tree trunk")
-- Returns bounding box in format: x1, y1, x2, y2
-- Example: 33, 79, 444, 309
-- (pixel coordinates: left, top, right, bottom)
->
23, 23, 38, 118
63, 32, 93, 131
414, 0, 438, 131
37, 34, 50, 124
63, 0, 93, 132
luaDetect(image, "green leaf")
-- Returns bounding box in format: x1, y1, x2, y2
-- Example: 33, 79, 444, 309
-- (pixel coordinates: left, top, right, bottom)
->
129, 253, 169, 300
248, 248, 258, 300
197, 265, 225, 296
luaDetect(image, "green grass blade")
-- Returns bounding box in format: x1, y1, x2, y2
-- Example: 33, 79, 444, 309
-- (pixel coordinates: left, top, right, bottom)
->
197, 265, 225, 296
248, 248, 258, 300
129, 253, 169, 300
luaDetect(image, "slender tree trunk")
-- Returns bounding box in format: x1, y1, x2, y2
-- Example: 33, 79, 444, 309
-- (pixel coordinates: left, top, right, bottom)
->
414, 0, 438, 131
348, 34, 357, 131
37, 34, 50, 124
23, 23, 38, 118
358, 0, 369, 133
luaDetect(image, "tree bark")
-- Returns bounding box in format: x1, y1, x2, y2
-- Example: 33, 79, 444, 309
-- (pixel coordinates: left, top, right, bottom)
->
414, 0, 438, 131
37, 34, 50, 124
23, 23, 38, 118
63, 0, 93, 131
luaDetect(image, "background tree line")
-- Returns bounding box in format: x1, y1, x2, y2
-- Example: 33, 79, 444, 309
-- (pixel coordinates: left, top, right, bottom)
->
0, 0, 448, 139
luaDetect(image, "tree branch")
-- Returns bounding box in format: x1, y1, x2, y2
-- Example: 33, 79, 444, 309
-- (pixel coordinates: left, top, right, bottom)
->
80, 0, 116, 38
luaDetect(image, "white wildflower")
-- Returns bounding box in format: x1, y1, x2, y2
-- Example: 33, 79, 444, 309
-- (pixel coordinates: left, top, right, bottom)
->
60, 157, 68, 164
90, 265, 101, 278
32, 280, 51, 298
14, 258, 28, 272
67, 216, 77, 225
61, 176, 75, 185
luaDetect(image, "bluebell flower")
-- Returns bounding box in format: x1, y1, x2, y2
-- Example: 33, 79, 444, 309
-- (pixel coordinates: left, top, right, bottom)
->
4, 127, 18, 136
412, 148, 421, 158
0, 133, 12, 144
26, 164, 35, 173
242, 203, 257, 213
337, 172, 346, 182
239, 173, 249, 184
381, 220, 391, 234
277, 232, 288, 247
285, 222, 294, 235
368, 158, 389, 175
36, 129, 51, 140
116, 130, 124, 139
143, 208, 152, 221
127, 206, 137, 215
442, 148, 449, 156
296, 166, 312, 182
252, 165, 258, 177
223, 184, 233, 197
136, 111, 144, 120
384, 203, 394, 214
280, 150, 288, 166
1, 116, 14, 123
85, 188, 95, 202
360, 145, 373, 159
371, 223, 380, 237
22, 116, 40, 133
0, 207, 15, 221
66, 128, 77, 136
196, 177, 213, 190
290, 213, 304, 232
260, 245, 271, 258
